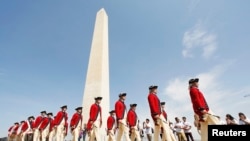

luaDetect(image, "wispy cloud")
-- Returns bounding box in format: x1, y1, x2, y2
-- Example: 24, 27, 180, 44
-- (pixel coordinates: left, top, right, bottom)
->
164, 65, 225, 116
163, 63, 250, 139
163, 63, 250, 121
182, 21, 217, 59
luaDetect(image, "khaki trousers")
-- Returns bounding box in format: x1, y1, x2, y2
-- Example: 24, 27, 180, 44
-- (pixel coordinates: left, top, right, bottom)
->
88, 124, 100, 141
48, 129, 56, 141
72, 126, 81, 141
116, 122, 131, 141
130, 128, 141, 141
8, 134, 16, 141
21, 133, 26, 141
33, 129, 41, 141
154, 115, 176, 141
16, 134, 22, 141
198, 111, 220, 141
107, 130, 115, 141
56, 124, 65, 141
176, 131, 187, 141
41, 128, 49, 141
20, 133, 28, 141
146, 134, 152, 141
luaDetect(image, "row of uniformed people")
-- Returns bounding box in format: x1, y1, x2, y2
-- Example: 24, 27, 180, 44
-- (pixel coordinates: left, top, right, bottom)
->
7, 84, 172, 141
7, 105, 69, 141
106, 85, 172, 141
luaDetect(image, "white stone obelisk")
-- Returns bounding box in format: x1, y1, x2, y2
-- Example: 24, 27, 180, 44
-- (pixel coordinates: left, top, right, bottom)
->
82, 8, 109, 141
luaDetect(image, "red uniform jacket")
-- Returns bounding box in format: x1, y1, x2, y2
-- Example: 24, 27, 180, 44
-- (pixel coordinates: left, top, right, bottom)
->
115, 100, 126, 120
8, 126, 13, 132
33, 116, 44, 129
49, 119, 55, 132
89, 104, 102, 122
87, 104, 102, 130
54, 111, 68, 126
65, 122, 68, 134
107, 116, 115, 130
8, 125, 19, 134
8, 126, 14, 135
22, 121, 34, 132
86, 120, 92, 131
21, 121, 28, 132
39, 117, 51, 130
189, 87, 209, 116
162, 110, 167, 120
70, 113, 82, 128
148, 93, 161, 119
127, 109, 137, 127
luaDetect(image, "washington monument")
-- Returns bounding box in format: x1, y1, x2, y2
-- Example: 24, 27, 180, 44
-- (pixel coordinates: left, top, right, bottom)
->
81, 8, 110, 140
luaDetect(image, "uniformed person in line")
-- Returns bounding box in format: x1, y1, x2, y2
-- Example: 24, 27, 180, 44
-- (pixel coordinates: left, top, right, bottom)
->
70, 107, 83, 141
115, 93, 131, 141
87, 97, 103, 141
127, 104, 141, 141
188, 78, 220, 141
147, 85, 176, 141
106, 110, 116, 141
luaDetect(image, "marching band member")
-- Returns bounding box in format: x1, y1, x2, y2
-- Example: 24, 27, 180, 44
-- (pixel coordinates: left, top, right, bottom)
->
16, 121, 25, 141
8, 122, 20, 141
115, 93, 131, 141
70, 107, 83, 141
127, 104, 141, 141
147, 85, 176, 141
54, 105, 68, 141
48, 116, 56, 141
21, 116, 35, 141
160, 102, 167, 139
33, 111, 47, 141
87, 97, 102, 141
188, 78, 220, 141
107, 110, 116, 141
39, 113, 53, 141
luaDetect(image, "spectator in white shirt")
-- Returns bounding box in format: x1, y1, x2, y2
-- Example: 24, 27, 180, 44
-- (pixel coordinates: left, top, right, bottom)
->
182, 117, 194, 141
238, 112, 250, 125
174, 117, 187, 141
143, 119, 152, 141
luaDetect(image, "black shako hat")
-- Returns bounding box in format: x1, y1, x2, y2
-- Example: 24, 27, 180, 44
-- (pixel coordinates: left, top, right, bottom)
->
160, 102, 165, 105
40, 111, 47, 114
28, 116, 35, 120
149, 85, 158, 90
75, 107, 83, 110
119, 93, 127, 97
61, 105, 67, 109
47, 112, 53, 116
188, 78, 199, 84
109, 110, 115, 114
14, 122, 19, 125
94, 97, 102, 100
130, 103, 137, 107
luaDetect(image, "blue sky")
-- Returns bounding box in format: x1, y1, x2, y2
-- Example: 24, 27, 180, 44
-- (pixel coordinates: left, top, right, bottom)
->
1, 0, 250, 139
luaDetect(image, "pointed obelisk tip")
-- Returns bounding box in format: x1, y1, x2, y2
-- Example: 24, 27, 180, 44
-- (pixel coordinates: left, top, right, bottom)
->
98, 8, 107, 14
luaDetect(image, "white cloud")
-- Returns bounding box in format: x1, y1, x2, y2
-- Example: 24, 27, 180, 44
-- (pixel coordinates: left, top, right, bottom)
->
182, 21, 217, 59
163, 64, 250, 139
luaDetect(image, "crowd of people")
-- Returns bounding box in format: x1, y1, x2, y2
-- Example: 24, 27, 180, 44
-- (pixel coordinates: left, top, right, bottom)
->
6, 78, 250, 141
137, 116, 195, 141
